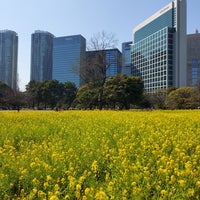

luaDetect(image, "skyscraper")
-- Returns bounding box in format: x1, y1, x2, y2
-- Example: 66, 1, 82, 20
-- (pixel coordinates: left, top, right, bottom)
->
131, 0, 187, 93
30, 30, 54, 81
53, 35, 86, 87
0, 30, 18, 89
122, 42, 132, 76
187, 31, 200, 87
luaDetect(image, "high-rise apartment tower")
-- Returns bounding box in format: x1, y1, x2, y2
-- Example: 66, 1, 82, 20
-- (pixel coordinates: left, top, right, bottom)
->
30, 30, 54, 81
0, 30, 18, 89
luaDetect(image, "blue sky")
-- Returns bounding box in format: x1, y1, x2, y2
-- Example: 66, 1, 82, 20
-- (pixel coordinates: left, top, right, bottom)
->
0, 0, 199, 90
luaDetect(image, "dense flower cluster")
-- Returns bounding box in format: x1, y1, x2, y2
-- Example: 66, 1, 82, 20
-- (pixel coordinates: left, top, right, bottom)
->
0, 110, 200, 199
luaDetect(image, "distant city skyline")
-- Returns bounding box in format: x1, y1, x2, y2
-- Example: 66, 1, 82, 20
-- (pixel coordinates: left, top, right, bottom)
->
0, 0, 199, 90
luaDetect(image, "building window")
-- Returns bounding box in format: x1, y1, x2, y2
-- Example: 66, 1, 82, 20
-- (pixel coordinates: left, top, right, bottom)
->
191, 58, 198, 87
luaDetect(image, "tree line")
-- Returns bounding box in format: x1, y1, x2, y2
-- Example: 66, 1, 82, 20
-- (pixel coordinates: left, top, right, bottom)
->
0, 75, 200, 110
0, 74, 143, 110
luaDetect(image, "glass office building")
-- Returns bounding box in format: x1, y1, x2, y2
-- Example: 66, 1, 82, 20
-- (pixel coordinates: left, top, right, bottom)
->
187, 32, 200, 87
106, 49, 122, 77
122, 42, 132, 76
31, 31, 54, 81
131, 0, 187, 93
0, 30, 18, 89
85, 49, 122, 84
53, 35, 86, 87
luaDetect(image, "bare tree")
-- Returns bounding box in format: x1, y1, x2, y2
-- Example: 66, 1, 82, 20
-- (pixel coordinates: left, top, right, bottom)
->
80, 31, 119, 109
87, 31, 118, 51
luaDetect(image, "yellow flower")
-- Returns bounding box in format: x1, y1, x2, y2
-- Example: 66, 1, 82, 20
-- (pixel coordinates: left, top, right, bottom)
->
30, 162, 36, 168
105, 172, 110, 181
43, 182, 49, 189
47, 175, 52, 182
76, 184, 82, 191
85, 188, 90, 196
170, 175, 176, 184
91, 160, 98, 173
32, 188, 37, 194
21, 168, 27, 174
32, 177, 39, 185
55, 191, 60, 196
187, 188, 195, 197
161, 190, 167, 197
54, 184, 60, 191
49, 195, 59, 200
107, 181, 114, 192
131, 182, 137, 187
64, 195, 70, 199
122, 189, 128, 197
178, 180, 186, 187
68, 175, 76, 189
37, 190, 46, 198
20, 189, 25, 197
79, 176, 85, 184
48, 191, 53, 197
61, 178, 65, 183
82, 196, 87, 200
196, 181, 200, 188
75, 190, 81, 199
95, 188, 108, 200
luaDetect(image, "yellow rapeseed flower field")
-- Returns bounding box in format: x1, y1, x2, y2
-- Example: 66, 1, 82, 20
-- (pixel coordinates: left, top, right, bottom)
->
0, 110, 200, 199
